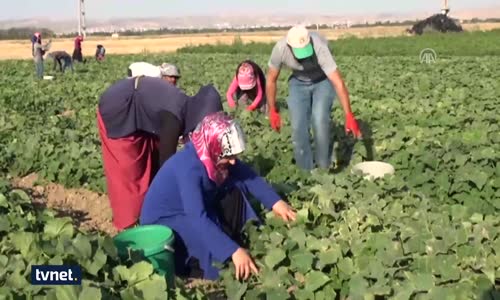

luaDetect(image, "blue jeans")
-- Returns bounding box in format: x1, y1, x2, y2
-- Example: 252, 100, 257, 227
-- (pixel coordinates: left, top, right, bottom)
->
287, 77, 335, 170
63, 58, 74, 73
35, 60, 44, 78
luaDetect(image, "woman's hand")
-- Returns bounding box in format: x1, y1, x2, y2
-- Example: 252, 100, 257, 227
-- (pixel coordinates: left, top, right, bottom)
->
231, 247, 259, 280
272, 200, 296, 222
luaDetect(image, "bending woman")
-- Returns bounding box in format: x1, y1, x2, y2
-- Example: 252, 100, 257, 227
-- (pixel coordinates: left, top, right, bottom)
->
226, 60, 267, 113
97, 76, 222, 231
140, 112, 296, 280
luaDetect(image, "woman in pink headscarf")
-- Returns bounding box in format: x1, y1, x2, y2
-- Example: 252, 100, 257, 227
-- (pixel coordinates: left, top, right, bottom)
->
226, 60, 267, 113
140, 112, 295, 281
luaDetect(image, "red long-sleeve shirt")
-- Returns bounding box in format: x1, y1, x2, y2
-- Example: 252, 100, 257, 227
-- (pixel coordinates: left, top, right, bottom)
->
225, 75, 264, 109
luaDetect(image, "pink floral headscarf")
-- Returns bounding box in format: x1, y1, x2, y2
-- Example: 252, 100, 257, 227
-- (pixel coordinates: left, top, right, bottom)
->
190, 112, 246, 185
237, 63, 256, 90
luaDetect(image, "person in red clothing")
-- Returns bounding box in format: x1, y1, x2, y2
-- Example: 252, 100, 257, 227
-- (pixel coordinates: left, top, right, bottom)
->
72, 35, 84, 63
225, 60, 267, 113
95, 44, 105, 62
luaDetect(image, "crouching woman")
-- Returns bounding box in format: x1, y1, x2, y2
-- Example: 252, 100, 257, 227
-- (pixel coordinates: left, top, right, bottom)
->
140, 112, 296, 281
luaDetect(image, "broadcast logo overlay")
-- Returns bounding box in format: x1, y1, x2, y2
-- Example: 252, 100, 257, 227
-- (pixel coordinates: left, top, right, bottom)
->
31, 265, 82, 285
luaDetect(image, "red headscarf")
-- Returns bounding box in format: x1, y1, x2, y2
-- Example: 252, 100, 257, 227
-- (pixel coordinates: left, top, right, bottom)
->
190, 112, 246, 185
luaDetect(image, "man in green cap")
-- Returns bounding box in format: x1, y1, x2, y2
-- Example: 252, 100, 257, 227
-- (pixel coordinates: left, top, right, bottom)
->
266, 24, 362, 171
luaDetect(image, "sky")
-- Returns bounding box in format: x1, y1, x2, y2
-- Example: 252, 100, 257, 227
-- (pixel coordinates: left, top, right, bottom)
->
1, 0, 499, 20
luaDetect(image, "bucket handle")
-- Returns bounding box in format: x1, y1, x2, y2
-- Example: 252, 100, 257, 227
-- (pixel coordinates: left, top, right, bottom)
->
164, 244, 175, 253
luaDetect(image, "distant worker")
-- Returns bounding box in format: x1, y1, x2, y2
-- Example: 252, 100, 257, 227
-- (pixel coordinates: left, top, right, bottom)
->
47, 51, 74, 73
31, 32, 51, 79
159, 63, 181, 86
72, 35, 84, 63
127, 62, 162, 78
31, 33, 39, 56
266, 25, 362, 171
95, 44, 106, 62
128, 62, 181, 86
226, 60, 267, 113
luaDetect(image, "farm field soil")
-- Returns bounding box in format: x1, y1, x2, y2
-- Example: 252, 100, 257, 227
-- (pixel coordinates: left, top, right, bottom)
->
1, 23, 499, 60
11, 173, 117, 236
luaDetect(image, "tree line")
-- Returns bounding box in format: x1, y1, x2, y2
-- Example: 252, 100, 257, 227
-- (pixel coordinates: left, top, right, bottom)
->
0, 27, 55, 40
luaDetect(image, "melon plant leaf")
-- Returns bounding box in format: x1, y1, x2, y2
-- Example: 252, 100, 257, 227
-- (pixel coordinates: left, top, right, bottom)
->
264, 287, 290, 300
78, 286, 102, 300
264, 248, 286, 269
8, 189, 31, 203
317, 245, 342, 267
8, 232, 35, 257
72, 234, 92, 259
54, 285, 80, 300
224, 280, 247, 300
0, 193, 7, 208
133, 275, 168, 300
293, 288, 315, 300
304, 271, 331, 292
44, 218, 74, 239
85, 249, 107, 276
469, 170, 489, 190
127, 261, 154, 285
288, 227, 307, 248
337, 257, 354, 276
290, 251, 314, 274
348, 274, 369, 299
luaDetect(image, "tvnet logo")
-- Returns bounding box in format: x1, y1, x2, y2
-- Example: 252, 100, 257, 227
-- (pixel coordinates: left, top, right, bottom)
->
31, 265, 82, 285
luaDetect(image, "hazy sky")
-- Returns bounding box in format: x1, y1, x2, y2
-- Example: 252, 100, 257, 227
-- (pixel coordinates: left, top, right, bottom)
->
2, 0, 498, 20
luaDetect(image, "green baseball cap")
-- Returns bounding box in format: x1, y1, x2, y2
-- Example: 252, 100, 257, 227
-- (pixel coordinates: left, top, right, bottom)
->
292, 43, 314, 59
287, 25, 314, 59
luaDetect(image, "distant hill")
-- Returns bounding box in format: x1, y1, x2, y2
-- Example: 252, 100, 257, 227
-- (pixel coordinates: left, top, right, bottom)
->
0, 7, 499, 34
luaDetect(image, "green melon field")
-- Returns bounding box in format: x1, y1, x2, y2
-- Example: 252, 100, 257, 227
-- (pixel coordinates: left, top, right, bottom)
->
0, 31, 499, 299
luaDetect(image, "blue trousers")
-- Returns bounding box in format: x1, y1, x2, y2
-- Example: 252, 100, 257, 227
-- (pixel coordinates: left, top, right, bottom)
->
35, 60, 44, 79
62, 58, 74, 73
287, 77, 336, 170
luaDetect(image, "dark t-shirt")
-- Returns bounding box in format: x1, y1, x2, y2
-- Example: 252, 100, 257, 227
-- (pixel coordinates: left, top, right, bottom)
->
183, 84, 223, 137
98, 77, 188, 139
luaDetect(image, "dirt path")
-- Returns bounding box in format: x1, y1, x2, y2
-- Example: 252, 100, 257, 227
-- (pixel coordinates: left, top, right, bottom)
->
1, 23, 498, 60
12, 173, 117, 236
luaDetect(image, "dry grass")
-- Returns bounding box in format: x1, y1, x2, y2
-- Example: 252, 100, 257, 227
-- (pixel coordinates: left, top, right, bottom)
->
1, 23, 499, 60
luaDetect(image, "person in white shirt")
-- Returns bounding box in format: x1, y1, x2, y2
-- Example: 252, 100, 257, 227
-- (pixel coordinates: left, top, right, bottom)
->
127, 62, 181, 86
127, 62, 162, 78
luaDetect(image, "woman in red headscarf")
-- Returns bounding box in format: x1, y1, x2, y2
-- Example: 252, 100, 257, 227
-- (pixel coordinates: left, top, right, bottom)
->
226, 60, 267, 113
140, 112, 296, 281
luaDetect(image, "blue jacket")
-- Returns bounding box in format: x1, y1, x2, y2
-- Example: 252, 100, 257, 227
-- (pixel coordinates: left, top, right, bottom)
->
140, 142, 281, 264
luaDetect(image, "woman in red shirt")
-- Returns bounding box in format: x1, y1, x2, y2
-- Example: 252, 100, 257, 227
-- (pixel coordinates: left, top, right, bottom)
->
72, 35, 84, 63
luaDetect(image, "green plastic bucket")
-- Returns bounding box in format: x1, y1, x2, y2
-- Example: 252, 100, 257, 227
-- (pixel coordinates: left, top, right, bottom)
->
113, 225, 175, 288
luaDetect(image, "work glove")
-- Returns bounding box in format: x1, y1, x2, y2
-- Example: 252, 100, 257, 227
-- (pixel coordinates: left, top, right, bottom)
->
246, 105, 257, 112
345, 112, 362, 138
269, 109, 281, 132
227, 100, 236, 109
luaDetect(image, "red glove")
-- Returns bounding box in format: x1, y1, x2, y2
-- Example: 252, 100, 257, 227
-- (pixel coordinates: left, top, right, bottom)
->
269, 109, 281, 132
246, 105, 256, 112
345, 112, 362, 138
